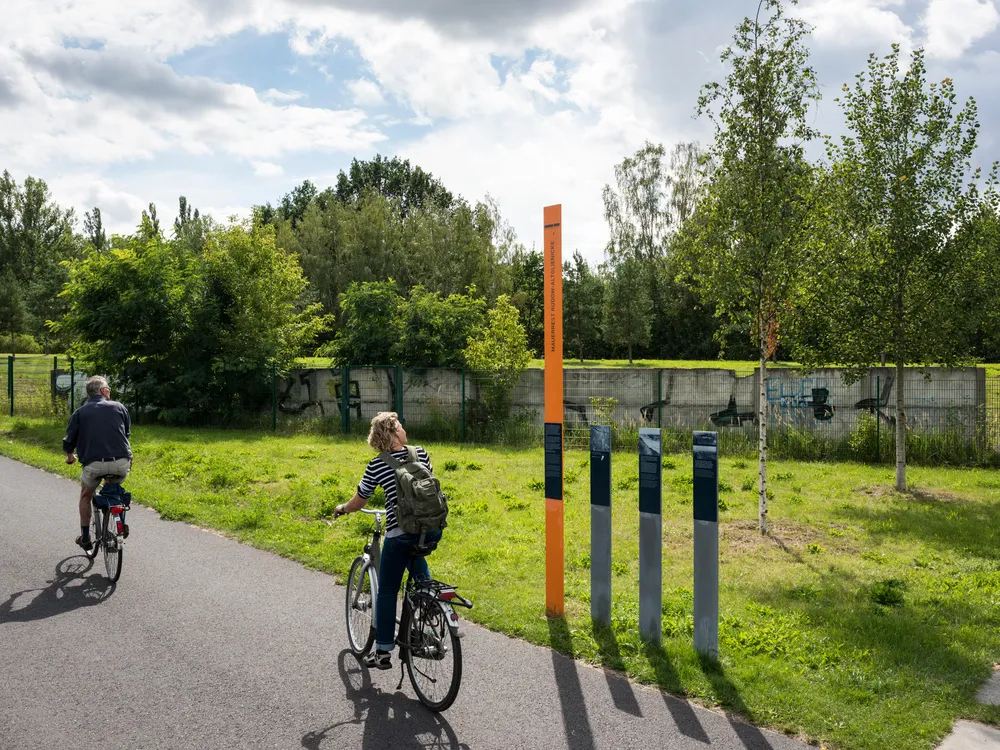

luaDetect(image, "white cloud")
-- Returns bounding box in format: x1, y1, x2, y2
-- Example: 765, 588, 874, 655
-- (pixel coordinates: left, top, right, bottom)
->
922, 0, 1000, 59
2, 0, 998, 258
263, 88, 306, 103
347, 78, 385, 106
251, 161, 285, 177
798, 0, 913, 48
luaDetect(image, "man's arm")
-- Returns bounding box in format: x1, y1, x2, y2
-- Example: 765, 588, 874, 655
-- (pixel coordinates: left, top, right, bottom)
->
63, 411, 79, 464
122, 403, 131, 437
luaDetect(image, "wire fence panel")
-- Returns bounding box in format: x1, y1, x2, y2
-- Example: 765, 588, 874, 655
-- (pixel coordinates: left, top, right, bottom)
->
9, 358, 1000, 467
1, 357, 10, 417
11, 356, 66, 418
562, 369, 659, 451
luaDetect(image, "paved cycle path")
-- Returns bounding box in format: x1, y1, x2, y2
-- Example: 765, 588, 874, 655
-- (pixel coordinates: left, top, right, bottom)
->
0, 456, 810, 750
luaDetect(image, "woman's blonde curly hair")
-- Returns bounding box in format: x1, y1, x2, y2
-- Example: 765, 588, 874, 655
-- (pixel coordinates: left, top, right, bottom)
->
368, 411, 400, 453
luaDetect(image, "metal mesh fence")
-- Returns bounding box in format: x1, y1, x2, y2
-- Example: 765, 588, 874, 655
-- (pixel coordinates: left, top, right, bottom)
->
7, 358, 1000, 467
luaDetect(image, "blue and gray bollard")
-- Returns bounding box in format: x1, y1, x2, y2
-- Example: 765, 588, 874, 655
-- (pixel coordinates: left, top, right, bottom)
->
638, 427, 662, 643
590, 425, 612, 626
693, 431, 719, 658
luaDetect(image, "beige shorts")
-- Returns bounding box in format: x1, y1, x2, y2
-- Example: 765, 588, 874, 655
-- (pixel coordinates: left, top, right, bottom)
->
81, 458, 131, 491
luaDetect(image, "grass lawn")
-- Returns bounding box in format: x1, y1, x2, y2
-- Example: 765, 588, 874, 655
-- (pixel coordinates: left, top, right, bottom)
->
3, 416, 1000, 749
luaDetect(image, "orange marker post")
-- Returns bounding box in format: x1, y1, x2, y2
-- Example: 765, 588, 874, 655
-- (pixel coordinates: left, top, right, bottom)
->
543, 204, 564, 618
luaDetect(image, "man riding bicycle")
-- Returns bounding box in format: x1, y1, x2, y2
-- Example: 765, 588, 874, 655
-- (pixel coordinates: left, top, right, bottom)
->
334, 412, 443, 671
63, 376, 132, 551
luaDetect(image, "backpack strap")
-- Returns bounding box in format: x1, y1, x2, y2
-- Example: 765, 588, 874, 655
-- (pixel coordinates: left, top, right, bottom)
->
404, 445, 418, 467
380, 450, 403, 470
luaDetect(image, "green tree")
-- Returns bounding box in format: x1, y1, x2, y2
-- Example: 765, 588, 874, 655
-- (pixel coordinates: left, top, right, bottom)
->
464, 295, 532, 418
83, 207, 106, 251
60, 220, 326, 421
174, 196, 210, 253
397, 286, 486, 367
509, 249, 544, 355
563, 251, 604, 362
326, 280, 406, 366
602, 142, 668, 354
140, 203, 160, 239
335, 155, 453, 216
0, 271, 27, 356
689, 0, 820, 533
603, 258, 651, 364
0, 170, 77, 351
809, 45, 995, 490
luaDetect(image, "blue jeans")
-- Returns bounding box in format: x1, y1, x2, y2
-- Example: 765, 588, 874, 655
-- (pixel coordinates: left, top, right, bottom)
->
375, 530, 443, 652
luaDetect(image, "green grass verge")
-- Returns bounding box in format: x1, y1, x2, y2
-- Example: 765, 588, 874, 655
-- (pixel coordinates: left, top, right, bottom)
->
2, 416, 1000, 749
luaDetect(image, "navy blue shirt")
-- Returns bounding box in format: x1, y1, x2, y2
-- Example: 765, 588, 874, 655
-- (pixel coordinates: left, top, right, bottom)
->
63, 396, 132, 466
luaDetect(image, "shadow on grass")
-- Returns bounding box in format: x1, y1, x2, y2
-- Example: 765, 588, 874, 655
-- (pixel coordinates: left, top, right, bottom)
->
548, 615, 597, 750
591, 620, 642, 717
836, 489, 1000, 562
643, 640, 711, 744
697, 653, 776, 750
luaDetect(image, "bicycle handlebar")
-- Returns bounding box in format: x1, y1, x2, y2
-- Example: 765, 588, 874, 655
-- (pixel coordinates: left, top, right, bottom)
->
334, 506, 384, 521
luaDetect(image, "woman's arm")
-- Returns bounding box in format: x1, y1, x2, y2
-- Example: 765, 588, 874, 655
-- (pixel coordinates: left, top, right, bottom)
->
334, 492, 367, 518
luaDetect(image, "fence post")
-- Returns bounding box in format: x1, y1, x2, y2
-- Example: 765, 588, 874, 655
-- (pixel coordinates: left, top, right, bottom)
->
461, 368, 466, 444
876, 375, 881, 464
395, 365, 403, 419
69, 357, 75, 413
7, 356, 12, 418
271, 362, 277, 431
341, 365, 350, 435
657, 370, 663, 429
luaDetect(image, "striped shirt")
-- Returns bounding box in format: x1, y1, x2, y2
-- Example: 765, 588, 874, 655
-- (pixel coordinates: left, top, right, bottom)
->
358, 446, 432, 535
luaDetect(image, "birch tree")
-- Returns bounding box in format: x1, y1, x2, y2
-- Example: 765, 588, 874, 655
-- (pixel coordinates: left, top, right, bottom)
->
688, 0, 820, 533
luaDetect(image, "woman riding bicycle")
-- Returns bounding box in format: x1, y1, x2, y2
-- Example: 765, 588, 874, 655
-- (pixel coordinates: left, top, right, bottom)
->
334, 412, 442, 670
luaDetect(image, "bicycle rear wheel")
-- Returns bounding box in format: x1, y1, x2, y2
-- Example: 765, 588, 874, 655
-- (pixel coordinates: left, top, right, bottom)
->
345, 557, 376, 656
405, 596, 462, 711
85, 508, 101, 560
103, 511, 122, 582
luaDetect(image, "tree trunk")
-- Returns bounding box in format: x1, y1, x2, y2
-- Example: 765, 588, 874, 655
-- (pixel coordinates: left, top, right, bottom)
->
758, 344, 768, 535
895, 359, 906, 491
628, 343, 633, 365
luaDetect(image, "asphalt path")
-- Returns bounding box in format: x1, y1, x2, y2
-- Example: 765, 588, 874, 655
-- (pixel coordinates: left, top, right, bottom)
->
0, 456, 810, 750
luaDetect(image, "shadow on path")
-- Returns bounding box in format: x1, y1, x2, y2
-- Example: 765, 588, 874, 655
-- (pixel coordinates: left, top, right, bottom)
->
549, 616, 597, 750
591, 620, 642, 717
698, 653, 775, 750
644, 640, 712, 745
0, 555, 114, 624
302, 650, 469, 750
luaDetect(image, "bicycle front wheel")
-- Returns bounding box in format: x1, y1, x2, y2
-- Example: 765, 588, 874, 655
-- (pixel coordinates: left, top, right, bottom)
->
345, 557, 376, 656
85, 508, 101, 560
103, 511, 122, 583
405, 597, 462, 711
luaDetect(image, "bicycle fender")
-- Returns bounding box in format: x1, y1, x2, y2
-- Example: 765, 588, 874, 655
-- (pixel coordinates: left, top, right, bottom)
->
437, 601, 461, 636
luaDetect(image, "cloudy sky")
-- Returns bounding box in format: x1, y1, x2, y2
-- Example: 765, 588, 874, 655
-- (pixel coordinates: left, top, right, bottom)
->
2, 0, 998, 262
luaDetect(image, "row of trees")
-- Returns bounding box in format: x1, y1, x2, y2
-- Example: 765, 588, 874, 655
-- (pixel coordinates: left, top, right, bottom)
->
3, 0, 999, 526
678, 0, 999, 525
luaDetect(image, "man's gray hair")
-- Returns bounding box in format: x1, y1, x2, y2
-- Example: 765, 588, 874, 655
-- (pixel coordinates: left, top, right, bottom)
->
86, 376, 109, 398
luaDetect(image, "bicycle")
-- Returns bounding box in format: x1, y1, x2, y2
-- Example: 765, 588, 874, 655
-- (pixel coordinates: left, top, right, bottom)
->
342, 508, 473, 712
84, 479, 131, 583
